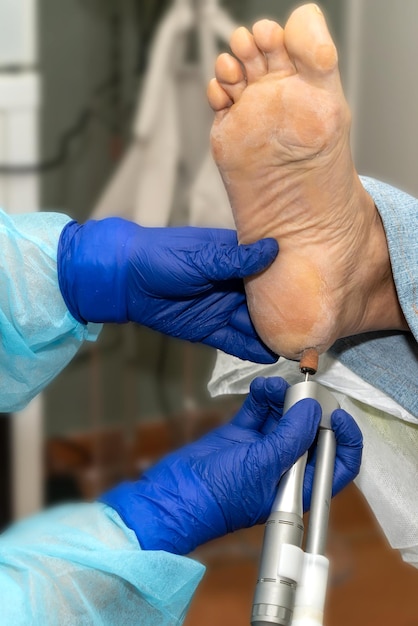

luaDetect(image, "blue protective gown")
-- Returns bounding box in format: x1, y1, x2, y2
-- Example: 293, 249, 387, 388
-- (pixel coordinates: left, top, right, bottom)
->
0, 208, 204, 625
0, 503, 204, 625
0, 210, 100, 411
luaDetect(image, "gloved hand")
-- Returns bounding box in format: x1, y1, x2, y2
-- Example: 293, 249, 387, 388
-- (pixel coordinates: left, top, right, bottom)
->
303, 408, 364, 509
57, 218, 279, 363
100, 377, 363, 555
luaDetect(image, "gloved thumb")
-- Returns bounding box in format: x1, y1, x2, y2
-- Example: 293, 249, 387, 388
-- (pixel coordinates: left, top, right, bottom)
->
303, 408, 363, 509
250, 398, 322, 486
198, 237, 279, 282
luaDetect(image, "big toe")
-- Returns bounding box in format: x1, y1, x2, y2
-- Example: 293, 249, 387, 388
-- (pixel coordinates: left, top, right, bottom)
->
284, 4, 338, 78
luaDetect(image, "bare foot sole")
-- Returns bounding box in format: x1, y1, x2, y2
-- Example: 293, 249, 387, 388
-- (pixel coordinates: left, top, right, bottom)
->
207, 4, 406, 362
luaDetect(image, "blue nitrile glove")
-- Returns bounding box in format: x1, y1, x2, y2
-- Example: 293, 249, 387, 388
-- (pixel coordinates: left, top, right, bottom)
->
101, 377, 362, 555
57, 218, 279, 363
303, 408, 363, 509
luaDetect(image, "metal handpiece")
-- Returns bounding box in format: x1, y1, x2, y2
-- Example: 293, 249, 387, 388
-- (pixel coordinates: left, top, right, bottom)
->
251, 454, 306, 626
251, 381, 339, 626
305, 428, 336, 556
292, 391, 338, 626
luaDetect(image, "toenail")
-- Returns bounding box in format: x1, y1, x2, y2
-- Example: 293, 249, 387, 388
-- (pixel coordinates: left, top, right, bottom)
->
313, 4, 323, 14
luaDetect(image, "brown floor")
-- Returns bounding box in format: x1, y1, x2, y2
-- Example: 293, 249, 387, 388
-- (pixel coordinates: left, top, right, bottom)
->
185, 483, 418, 626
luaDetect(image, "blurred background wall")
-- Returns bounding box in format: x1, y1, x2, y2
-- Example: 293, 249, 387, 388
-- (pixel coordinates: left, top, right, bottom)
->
346, 0, 418, 198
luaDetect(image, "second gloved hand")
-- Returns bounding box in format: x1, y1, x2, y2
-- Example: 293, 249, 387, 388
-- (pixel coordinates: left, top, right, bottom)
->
100, 377, 362, 555
57, 218, 278, 363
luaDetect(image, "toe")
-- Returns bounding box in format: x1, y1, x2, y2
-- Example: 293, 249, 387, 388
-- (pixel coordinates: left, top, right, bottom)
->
284, 4, 339, 79
207, 78, 233, 111
252, 19, 295, 76
212, 53, 246, 104
229, 26, 267, 84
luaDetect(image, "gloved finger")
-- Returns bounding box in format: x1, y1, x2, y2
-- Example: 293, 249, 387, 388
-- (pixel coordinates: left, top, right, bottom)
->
331, 409, 363, 453
249, 376, 289, 405
246, 376, 290, 436
250, 398, 322, 484
331, 409, 363, 494
199, 227, 238, 246
229, 302, 258, 336
202, 327, 278, 364
257, 377, 290, 435
227, 304, 280, 361
148, 226, 238, 248
303, 409, 363, 509
196, 238, 279, 282
231, 377, 289, 432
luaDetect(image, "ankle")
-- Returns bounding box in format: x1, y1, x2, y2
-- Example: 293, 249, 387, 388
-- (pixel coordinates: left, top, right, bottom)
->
358, 194, 408, 333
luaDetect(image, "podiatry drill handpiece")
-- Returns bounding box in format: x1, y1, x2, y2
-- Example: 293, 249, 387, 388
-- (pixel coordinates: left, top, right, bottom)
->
251, 380, 339, 626
292, 386, 338, 626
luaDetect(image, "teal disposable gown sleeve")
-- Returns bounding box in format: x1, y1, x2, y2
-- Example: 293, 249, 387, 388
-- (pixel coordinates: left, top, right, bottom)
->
0, 502, 205, 625
0, 209, 102, 412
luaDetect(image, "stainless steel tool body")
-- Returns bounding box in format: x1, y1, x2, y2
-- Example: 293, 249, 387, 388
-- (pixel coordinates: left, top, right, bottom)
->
251, 381, 339, 626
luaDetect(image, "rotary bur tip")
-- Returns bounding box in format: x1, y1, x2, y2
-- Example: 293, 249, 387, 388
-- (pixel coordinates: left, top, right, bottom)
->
299, 348, 319, 378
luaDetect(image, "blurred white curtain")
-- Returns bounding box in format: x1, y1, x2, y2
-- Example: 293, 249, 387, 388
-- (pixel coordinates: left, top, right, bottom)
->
92, 0, 235, 228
